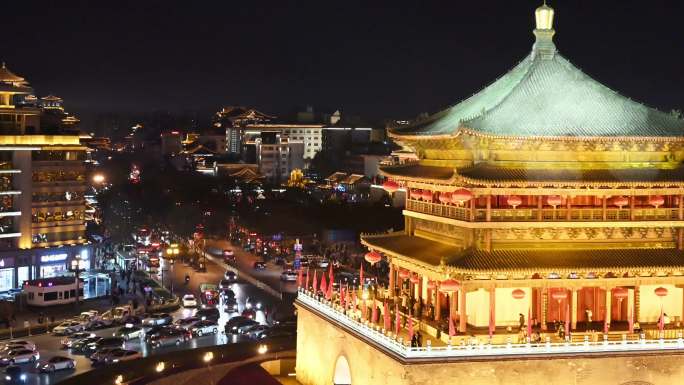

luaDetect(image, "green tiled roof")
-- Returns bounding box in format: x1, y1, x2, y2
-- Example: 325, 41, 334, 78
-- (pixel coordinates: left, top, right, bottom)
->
393, 52, 684, 138
363, 233, 684, 272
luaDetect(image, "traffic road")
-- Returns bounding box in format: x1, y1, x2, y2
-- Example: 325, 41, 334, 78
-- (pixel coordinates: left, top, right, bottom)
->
4, 248, 289, 385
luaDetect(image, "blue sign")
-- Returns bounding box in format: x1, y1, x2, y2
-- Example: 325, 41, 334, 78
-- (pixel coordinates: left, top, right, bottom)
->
294, 257, 301, 270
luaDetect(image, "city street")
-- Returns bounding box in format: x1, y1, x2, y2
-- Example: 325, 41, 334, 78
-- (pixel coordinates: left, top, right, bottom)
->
4, 246, 289, 385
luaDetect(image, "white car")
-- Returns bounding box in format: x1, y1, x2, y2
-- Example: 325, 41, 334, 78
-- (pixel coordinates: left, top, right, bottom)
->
318, 259, 330, 268
190, 320, 219, 337
113, 325, 145, 340
105, 349, 142, 364
0, 349, 39, 365
52, 320, 85, 335
1, 341, 36, 352
39, 356, 76, 372
280, 270, 298, 282
182, 294, 197, 308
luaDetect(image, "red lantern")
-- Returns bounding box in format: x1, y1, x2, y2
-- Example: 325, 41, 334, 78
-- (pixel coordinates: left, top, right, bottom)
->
398, 269, 410, 280
551, 290, 567, 301
409, 274, 420, 284
451, 189, 472, 205
613, 287, 628, 299
438, 192, 452, 204
426, 281, 437, 290
507, 195, 522, 208
364, 251, 382, 265
547, 195, 562, 207
410, 189, 422, 200
612, 196, 629, 208
421, 190, 433, 202
654, 287, 668, 297
511, 289, 526, 300
383, 180, 399, 193
649, 195, 665, 208
439, 279, 460, 292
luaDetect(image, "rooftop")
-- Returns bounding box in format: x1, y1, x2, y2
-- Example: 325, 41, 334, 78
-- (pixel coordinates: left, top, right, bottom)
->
391, 5, 684, 139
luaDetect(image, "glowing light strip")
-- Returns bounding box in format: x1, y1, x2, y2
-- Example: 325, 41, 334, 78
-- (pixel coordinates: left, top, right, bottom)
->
297, 290, 684, 359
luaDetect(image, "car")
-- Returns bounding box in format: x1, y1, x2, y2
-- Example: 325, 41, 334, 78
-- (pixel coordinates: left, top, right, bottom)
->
224, 270, 237, 282
226, 318, 259, 334
52, 320, 85, 335
244, 297, 262, 310
61, 332, 94, 349
280, 270, 298, 282
182, 294, 198, 308
222, 249, 236, 264
3, 365, 26, 383
274, 256, 286, 265
119, 315, 142, 326
85, 337, 125, 353
105, 349, 142, 364
113, 324, 144, 341
318, 259, 330, 268
253, 261, 266, 270
190, 320, 219, 337
223, 297, 238, 313
89, 347, 122, 365
148, 328, 191, 348
0, 342, 35, 353
259, 325, 296, 339
241, 308, 256, 319
240, 324, 270, 339
299, 257, 309, 267
0, 349, 39, 365
220, 287, 236, 299
174, 317, 200, 330
70, 336, 102, 352
143, 313, 173, 326
85, 319, 112, 330
195, 307, 220, 322
218, 279, 233, 290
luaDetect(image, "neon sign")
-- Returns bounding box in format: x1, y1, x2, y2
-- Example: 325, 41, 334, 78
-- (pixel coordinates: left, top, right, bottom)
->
40, 253, 68, 263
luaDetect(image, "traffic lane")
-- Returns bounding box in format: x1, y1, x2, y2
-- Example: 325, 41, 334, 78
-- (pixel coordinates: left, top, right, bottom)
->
204, 240, 298, 294
166, 257, 279, 324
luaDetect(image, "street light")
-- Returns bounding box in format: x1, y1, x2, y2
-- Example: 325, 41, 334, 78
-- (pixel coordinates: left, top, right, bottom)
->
92, 174, 105, 184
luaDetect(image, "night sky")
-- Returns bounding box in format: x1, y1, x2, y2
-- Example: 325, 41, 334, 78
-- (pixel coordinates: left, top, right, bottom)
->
4, 0, 684, 124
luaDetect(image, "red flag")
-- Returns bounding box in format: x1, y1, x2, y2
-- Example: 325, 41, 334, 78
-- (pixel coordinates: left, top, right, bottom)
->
371, 301, 378, 324
340, 286, 346, 308
383, 302, 391, 331
359, 264, 364, 288
320, 273, 327, 294
628, 306, 634, 333
352, 290, 357, 310
408, 317, 414, 342
328, 264, 334, 286
394, 304, 401, 336
659, 305, 665, 332
312, 270, 317, 293
297, 268, 303, 288
326, 279, 333, 300
448, 313, 456, 338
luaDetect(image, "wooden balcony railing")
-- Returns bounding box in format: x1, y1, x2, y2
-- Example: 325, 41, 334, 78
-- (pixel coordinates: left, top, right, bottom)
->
406, 199, 681, 222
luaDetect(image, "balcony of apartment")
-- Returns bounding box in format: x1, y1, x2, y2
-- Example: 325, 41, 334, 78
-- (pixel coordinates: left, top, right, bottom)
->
32, 170, 85, 187
31, 191, 85, 208
406, 199, 682, 223
31, 210, 85, 229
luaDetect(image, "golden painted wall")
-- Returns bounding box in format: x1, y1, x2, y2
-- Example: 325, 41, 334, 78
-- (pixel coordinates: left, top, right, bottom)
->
296, 304, 684, 385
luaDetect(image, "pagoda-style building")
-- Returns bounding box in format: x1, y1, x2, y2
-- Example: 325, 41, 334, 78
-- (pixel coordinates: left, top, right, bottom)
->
363, 3, 684, 335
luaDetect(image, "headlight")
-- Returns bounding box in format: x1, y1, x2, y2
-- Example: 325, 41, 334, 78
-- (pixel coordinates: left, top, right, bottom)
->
20, 374, 26, 380
256, 302, 262, 309
5, 375, 10, 380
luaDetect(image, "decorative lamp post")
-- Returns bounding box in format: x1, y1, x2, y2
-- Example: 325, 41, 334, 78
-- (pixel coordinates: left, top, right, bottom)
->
451, 189, 472, 206
612, 196, 629, 209
655, 287, 668, 333
507, 195, 522, 209
383, 180, 399, 194
649, 195, 665, 209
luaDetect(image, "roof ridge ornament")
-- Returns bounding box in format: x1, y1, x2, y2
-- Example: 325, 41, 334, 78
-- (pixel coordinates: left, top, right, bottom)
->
532, 1, 556, 60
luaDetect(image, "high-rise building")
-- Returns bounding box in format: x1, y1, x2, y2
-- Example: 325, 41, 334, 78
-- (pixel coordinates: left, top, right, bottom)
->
255, 132, 304, 184
212, 106, 275, 155
0, 63, 91, 291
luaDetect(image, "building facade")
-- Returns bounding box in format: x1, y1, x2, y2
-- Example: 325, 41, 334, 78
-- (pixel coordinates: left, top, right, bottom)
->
256, 132, 304, 184
297, 4, 684, 385
0, 63, 90, 292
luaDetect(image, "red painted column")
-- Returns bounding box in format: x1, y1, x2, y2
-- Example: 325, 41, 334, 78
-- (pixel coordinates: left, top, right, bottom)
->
459, 288, 467, 333
489, 287, 496, 335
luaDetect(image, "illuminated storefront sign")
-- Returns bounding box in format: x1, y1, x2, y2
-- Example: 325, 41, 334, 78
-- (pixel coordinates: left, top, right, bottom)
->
40, 253, 68, 263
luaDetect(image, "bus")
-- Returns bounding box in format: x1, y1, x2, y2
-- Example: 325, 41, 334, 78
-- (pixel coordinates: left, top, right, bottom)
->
198, 283, 219, 309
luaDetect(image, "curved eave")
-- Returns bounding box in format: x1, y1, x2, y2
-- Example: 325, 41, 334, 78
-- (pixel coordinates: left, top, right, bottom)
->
454, 173, 684, 189
390, 126, 684, 143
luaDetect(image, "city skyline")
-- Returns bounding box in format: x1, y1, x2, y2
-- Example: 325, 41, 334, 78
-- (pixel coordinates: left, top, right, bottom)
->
3, 0, 684, 125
